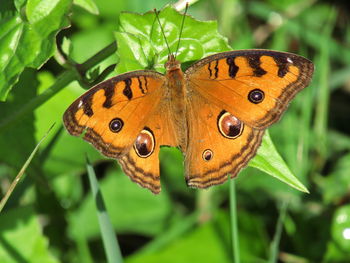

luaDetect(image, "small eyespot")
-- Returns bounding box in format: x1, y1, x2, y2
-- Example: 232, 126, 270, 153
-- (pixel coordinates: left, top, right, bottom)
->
217, 111, 244, 139
78, 100, 83, 108
202, 149, 213, 161
109, 118, 124, 133
134, 129, 155, 158
248, 89, 264, 104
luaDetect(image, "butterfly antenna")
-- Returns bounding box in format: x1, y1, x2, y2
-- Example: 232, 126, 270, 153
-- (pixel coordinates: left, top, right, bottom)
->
154, 8, 172, 55
174, 2, 189, 59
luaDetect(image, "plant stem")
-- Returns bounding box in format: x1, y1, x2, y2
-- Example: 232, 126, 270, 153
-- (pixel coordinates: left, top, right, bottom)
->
0, 42, 117, 131
229, 177, 240, 263
0, 70, 76, 130
79, 42, 117, 73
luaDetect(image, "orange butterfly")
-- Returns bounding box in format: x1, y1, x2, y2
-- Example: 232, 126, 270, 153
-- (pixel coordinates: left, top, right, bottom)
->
63, 7, 314, 194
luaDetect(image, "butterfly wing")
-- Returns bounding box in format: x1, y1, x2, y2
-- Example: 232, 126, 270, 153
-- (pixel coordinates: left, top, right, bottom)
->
63, 71, 178, 193
185, 49, 314, 129
183, 49, 313, 188
184, 89, 264, 188
117, 101, 179, 193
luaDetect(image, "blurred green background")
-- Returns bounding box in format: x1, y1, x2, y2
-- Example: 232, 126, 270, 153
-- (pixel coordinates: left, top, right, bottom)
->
0, 0, 350, 262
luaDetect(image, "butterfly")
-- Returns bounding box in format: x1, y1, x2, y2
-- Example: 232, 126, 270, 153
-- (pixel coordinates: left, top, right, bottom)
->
63, 8, 314, 194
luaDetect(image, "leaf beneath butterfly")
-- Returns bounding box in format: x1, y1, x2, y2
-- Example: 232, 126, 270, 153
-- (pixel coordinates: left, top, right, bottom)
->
114, 5, 231, 74
250, 131, 309, 193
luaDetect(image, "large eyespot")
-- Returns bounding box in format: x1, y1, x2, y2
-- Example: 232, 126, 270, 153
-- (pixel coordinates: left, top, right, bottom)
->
217, 111, 244, 139
202, 149, 213, 162
134, 128, 155, 158
109, 118, 124, 133
248, 89, 264, 104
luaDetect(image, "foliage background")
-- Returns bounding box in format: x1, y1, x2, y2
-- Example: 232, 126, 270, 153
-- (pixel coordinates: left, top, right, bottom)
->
0, 0, 350, 262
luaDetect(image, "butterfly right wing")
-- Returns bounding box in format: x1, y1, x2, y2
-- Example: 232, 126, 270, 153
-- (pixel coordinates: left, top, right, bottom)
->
185, 50, 314, 129
182, 50, 313, 188
184, 87, 264, 189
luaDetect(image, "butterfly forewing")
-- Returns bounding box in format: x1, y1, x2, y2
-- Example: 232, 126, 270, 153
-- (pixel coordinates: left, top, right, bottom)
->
63, 71, 166, 158
185, 50, 314, 129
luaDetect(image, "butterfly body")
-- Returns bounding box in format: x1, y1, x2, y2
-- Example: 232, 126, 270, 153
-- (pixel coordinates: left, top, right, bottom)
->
165, 55, 188, 149
64, 49, 313, 194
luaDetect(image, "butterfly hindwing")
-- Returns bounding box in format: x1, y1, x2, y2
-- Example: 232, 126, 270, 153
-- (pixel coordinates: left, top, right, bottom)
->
118, 101, 179, 194
185, 49, 314, 129
184, 89, 264, 188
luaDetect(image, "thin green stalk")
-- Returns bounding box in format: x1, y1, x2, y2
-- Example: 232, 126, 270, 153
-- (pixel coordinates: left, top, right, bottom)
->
79, 42, 117, 73
0, 124, 55, 212
76, 236, 94, 263
229, 177, 240, 263
298, 61, 313, 179
196, 187, 214, 223
39, 125, 64, 164
269, 201, 288, 263
86, 157, 123, 263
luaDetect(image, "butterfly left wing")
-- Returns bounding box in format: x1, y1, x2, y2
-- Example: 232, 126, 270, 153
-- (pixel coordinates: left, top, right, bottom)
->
184, 89, 264, 188
63, 71, 178, 194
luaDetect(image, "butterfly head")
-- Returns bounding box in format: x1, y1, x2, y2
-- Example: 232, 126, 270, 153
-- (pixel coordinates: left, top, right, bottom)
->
155, 3, 188, 73
165, 54, 181, 71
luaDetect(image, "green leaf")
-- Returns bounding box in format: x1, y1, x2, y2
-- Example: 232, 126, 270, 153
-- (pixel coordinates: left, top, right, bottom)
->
250, 131, 309, 193
0, 206, 59, 263
0, 69, 37, 169
74, 0, 99, 15
114, 5, 231, 74
33, 71, 102, 176
0, 0, 71, 101
126, 213, 231, 263
126, 210, 268, 263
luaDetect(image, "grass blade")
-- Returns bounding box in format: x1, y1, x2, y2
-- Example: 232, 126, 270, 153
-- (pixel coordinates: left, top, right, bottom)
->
229, 178, 240, 263
269, 201, 288, 263
85, 156, 123, 263
313, 9, 336, 159
0, 123, 55, 213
